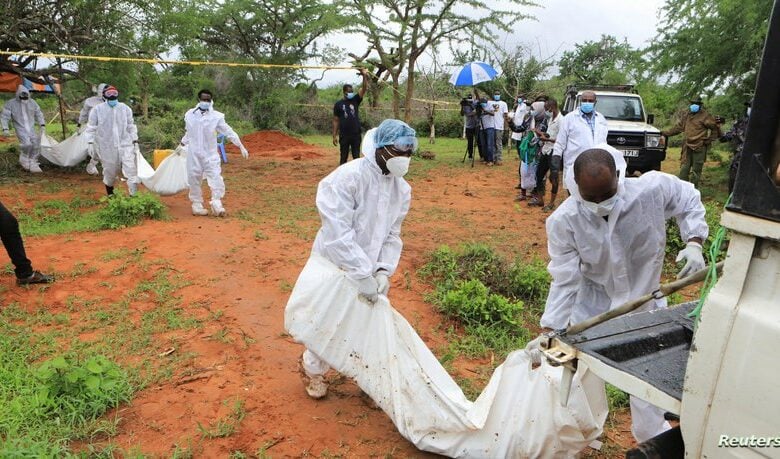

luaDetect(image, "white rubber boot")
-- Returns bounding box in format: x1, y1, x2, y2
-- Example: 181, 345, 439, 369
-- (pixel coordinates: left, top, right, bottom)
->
210, 200, 226, 217
191, 202, 208, 216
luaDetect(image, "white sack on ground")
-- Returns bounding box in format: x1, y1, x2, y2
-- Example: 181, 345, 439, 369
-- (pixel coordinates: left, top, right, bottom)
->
40, 133, 90, 167
285, 254, 609, 459
137, 146, 189, 196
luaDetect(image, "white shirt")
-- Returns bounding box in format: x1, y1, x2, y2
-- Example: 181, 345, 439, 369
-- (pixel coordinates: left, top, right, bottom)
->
489, 100, 508, 130
552, 110, 609, 177
541, 112, 562, 155
541, 171, 709, 330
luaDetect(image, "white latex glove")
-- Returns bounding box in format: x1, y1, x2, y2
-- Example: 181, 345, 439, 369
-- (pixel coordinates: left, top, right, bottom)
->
676, 241, 705, 279
240, 145, 249, 159
375, 272, 389, 296
524, 334, 547, 369
357, 276, 379, 304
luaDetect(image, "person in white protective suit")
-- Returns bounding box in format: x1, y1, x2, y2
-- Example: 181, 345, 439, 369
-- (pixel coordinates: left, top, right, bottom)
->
1, 85, 46, 173
299, 119, 417, 399
77, 82, 107, 175
539, 147, 708, 444
180, 89, 249, 217
83, 85, 140, 196
550, 90, 609, 189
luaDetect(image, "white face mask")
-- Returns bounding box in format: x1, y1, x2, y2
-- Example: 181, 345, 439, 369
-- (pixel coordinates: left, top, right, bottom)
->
198, 101, 211, 111
386, 156, 411, 177
582, 190, 620, 217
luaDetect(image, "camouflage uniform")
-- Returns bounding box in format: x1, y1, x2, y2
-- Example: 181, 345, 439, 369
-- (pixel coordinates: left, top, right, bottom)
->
720, 116, 749, 193
662, 109, 721, 188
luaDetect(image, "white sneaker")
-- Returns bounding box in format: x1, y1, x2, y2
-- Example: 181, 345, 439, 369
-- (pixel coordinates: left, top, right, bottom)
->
191, 202, 208, 216
29, 163, 42, 173
210, 200, 226, 217
304, 374, 328, 399
86, 163, 99, 175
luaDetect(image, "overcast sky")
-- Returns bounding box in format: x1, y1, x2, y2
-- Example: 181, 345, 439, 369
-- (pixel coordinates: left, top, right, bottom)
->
305, 0, 666, 88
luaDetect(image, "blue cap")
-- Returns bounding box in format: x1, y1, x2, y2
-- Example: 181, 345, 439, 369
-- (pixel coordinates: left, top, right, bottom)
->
374, 119, 418, 152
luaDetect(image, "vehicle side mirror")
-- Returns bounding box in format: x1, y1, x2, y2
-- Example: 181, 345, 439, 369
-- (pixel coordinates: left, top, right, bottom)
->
647, 114, 655, 125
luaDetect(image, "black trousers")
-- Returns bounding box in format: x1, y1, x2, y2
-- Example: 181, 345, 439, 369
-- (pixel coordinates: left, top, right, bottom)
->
0, 200, 33, 279
534, 154, 559, 195
339, 133, 362, 165
465, 127, 482, 159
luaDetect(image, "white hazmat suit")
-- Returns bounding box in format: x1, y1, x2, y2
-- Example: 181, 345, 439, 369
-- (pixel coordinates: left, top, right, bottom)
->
181, 105, 247, 215
78, 83, 107, 175
302, 125, 412, 379
1, 85, 46, 172
552, 109, 609, 185
83, 101, 139, 193
543, 164, 709, 443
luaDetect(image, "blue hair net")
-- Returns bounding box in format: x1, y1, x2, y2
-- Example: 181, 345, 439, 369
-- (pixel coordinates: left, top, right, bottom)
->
374, 119, 418, 152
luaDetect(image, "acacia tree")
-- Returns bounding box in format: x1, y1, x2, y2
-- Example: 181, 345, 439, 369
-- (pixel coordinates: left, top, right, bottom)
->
649, 0, 773, 98
557, 35, 642, 86
343, 0, 535, 122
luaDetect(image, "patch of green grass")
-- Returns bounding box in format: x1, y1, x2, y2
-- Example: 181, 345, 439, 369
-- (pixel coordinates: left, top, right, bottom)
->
14, 192, 167, 237
421, 244, 549, 364
196, 398, 246, 439
606, 383, 630, 410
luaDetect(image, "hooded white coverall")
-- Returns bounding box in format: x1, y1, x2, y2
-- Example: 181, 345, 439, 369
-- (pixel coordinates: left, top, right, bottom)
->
302, 128, 412, 377
1, 85, 46, 170
83, 101, 139, 189
181, 106, 244, 206
552, 109, 609, 186
79, 84, 107, 173
543, 169, 708, 443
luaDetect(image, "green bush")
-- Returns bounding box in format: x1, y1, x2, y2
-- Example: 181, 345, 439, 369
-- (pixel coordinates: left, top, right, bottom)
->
606, 383, 630, 410
96, 191, 167, 229
438, 279, 524, 329
33, 355, 133, 423
421, 244, 549, 358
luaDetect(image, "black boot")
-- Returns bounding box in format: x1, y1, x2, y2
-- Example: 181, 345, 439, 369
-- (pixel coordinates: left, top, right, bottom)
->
105, 185, 114, 196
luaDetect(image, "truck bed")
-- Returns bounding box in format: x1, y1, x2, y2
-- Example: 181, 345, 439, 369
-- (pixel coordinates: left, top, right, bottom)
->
559, 302, 696, 401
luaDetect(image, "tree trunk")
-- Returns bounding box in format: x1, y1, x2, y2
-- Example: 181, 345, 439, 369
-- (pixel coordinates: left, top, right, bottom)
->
403, 60, 416, 124
427, 104, 435, 144
391, 73, 401, 119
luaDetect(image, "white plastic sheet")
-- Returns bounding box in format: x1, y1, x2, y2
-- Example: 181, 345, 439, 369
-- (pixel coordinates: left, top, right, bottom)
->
285, 254, 609, 458
136, 146, 189, 196
39, 132, 90, 167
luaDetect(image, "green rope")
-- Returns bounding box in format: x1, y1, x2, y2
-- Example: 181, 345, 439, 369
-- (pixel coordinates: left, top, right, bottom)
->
688, 196, 731, 324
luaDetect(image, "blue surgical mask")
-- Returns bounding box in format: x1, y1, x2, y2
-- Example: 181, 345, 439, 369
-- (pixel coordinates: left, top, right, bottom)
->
545, 110, 552, 118
580, 102, 595, 114
107, 99, 118, 108
198, 101, 211, 111
517, 98, 524, 104
494, 95, 501, 101
690, 104, 700, 113
481, 103, 487, 108
346, 92, 355, 99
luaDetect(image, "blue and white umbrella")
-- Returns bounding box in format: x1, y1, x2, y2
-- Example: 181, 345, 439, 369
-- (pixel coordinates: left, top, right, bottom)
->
448, 61, 499, 86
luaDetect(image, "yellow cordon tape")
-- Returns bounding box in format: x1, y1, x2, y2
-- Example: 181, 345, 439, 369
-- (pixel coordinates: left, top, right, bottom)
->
3, 50, 461, 108
0, 50, 356, 70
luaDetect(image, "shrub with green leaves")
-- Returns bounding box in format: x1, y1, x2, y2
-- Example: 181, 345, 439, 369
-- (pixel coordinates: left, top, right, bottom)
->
438, 279, 524, 329
0, 329, 132, 456
96, 191, 166, 229
421, 244, 550, 358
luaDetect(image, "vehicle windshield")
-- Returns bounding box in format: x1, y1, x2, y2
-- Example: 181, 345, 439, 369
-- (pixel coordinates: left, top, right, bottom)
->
578, 95, 645, 121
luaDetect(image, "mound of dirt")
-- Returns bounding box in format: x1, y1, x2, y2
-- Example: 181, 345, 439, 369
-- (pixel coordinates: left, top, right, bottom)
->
229, 130, 325, 160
